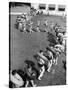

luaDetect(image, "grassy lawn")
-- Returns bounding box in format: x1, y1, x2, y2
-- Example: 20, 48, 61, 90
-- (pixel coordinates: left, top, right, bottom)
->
10, 11, 66, 86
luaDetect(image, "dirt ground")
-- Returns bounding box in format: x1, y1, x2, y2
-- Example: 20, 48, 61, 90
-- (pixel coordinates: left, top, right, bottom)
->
10, 6, 66, 86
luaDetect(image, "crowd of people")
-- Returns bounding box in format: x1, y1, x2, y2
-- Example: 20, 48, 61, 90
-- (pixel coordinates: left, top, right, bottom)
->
33, 23, 66, 80
9, 60, 39, 88
14, 9, 48, 33
10, 9, 66, 88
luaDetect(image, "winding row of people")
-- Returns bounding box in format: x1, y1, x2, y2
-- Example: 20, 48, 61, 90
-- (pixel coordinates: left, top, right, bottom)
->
10, 15, 66, 88
34, 23, 66, 80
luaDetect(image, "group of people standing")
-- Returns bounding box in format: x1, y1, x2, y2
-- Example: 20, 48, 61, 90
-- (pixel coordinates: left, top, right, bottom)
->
15, 13, 49, 33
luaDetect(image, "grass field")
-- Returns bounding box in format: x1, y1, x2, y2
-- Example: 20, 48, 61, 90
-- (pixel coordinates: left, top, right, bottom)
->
10, 6, 66, 86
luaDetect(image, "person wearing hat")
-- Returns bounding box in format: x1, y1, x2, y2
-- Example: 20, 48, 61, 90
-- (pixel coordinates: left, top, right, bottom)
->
16, 15, 24, 31
15, 15, 22, 30
43, 19, 48, 27
28, 20, 34, 34
36, 20, 41, 32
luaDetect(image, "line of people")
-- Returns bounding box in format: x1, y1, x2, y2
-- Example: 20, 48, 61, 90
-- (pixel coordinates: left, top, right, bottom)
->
11, 16, 66, 88
15, 14, 48, 34
33, 23, 66, 80
10, 28, 66, 88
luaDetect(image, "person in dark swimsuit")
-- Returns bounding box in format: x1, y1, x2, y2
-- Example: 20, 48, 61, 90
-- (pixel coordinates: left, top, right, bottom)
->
24, 61, 39, 87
